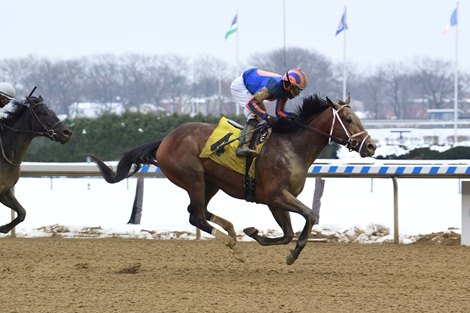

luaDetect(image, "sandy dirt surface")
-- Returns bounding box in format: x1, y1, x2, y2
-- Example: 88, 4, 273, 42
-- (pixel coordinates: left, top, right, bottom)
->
0, 238, 469, 313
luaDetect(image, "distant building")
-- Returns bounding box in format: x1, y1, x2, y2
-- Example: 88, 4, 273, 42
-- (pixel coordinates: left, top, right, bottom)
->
427, 109, 463, 121
69, 102, 124, 118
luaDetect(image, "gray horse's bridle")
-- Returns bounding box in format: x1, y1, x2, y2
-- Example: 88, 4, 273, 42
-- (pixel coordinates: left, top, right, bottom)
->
329, 104, 370, 153
0, 101, 62, 166
3, 102, 61, 139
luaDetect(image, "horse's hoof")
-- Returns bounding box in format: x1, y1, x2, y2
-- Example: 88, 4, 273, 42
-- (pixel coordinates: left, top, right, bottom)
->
225, 237, 236, 248
243, 227, 258, 237
0, 226, 10, 234
286, 252, 297, 265
232, 245, 246, 262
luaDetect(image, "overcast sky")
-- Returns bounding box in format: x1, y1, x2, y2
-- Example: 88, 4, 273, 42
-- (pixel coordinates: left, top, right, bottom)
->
2, 0, 467, 71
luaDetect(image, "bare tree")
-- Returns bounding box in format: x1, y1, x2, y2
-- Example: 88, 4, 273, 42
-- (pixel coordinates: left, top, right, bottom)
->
411, 57, 455, 110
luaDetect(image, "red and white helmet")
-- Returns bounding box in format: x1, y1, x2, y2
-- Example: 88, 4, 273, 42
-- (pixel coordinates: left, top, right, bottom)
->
283, 68, 308, 90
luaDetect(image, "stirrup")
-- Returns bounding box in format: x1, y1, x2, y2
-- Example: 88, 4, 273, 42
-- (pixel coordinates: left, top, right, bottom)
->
236, 146, 257, 157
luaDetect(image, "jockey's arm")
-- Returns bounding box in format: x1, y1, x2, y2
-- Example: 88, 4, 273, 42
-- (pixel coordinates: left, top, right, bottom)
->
275, 97, 292, 118
246, 87, 270, 120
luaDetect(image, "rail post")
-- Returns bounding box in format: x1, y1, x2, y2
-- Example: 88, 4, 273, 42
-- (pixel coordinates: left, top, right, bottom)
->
461, 181, 470, 246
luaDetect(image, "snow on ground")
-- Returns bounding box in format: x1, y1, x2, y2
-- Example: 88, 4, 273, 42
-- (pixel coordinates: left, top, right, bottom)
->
0, 175, 463, 244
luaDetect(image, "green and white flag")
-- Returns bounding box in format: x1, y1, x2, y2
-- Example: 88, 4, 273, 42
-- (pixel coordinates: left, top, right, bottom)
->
225, 14, 238, 40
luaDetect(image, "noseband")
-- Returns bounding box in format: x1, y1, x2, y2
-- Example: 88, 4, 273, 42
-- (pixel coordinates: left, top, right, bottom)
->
329, 104, 370, 153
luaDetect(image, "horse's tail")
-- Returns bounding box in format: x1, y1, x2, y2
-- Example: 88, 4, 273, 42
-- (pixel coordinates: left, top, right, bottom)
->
87, 140, 161, 184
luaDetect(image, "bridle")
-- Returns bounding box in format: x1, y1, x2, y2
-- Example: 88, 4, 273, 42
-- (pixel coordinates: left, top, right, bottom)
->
329, 104, 370, 153
0, 101, 62, 166
294, 103, 370, 154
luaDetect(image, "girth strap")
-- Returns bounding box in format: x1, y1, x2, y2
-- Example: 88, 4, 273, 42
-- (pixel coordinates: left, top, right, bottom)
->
244, 155, 256, 202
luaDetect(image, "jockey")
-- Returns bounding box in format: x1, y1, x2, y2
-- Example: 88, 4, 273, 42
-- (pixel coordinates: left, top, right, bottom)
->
0, 82, 16, 108
230, 67, 308, 157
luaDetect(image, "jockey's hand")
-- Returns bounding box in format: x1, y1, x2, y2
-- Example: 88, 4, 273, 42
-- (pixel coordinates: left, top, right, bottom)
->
265, 115, 277, 127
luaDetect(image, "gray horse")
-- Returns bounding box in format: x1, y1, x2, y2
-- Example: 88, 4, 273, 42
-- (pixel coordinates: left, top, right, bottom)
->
0, 95, 71, 234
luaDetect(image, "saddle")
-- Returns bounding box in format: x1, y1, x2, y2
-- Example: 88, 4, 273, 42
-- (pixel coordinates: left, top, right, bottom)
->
199, 117, 271, 202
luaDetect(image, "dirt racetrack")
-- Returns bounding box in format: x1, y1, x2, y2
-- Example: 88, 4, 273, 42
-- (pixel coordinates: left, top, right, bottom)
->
0, 237, 469, 313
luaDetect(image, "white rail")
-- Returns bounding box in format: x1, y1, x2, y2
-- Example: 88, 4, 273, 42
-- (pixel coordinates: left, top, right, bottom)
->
17, 160, 470, 244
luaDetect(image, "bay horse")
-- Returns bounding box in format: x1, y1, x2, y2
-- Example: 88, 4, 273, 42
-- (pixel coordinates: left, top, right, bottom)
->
89, 94, 376, 265
0, 95, 72, 234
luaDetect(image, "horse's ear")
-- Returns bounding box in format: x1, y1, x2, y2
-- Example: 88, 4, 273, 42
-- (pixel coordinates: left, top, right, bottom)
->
344, 94, 351, 105
326, 96, 336, 108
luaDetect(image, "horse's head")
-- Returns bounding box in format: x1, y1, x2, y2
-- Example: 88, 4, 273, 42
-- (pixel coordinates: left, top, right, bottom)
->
20, 95, 72, 144
325, 96, 376, 157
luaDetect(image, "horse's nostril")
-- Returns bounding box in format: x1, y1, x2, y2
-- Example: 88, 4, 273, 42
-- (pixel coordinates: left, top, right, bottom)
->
63, 129, 72, 137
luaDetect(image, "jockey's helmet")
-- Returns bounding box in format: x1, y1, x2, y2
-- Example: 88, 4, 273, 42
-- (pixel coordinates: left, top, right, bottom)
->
0, 82, 16, 100
283, 68, 308, 91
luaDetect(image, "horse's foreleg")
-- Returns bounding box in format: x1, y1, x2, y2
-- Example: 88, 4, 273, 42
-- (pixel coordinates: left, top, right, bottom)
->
0, 190, 26, 234
279, 190, 315, 265
243, 207, 294, 245
268, 190, 315, 265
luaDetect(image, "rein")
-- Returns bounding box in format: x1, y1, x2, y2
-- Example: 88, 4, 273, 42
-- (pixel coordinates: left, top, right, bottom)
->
0, 102, 61, 167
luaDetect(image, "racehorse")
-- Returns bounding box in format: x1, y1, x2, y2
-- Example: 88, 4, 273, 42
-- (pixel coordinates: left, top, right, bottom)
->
0, 95, 72, 234
88, 94, 376, 265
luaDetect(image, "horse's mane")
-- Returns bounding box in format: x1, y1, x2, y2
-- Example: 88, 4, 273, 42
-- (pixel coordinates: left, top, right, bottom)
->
0, 96, 42, 124
272, 94, 330, 133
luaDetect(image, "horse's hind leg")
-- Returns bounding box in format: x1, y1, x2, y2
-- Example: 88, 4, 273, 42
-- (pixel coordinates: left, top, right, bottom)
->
203, 184, 245, 262
186, 184, 245, 262
185, 183, 236, 249
203, 184, 236, 240
0, 190, 26, 234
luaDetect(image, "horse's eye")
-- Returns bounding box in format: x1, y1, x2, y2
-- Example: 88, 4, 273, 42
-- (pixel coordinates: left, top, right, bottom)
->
346, 116, 352, 123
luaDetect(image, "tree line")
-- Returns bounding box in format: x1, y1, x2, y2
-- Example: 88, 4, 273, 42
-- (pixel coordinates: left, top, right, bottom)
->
1, 48, 469, 120
24, 112, 338, 162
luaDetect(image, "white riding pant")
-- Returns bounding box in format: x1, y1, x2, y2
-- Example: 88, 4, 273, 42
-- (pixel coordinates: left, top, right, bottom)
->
230, 75, 274, 121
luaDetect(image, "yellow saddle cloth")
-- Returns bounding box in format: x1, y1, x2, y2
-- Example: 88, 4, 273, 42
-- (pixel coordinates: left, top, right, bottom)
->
199, 117, 268, 177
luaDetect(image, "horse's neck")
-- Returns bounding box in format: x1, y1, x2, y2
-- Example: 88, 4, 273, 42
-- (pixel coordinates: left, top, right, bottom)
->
290, 111, 333, 161
271, 127, 329, 170
295, 129, 329, 164
0, 124, 34, 165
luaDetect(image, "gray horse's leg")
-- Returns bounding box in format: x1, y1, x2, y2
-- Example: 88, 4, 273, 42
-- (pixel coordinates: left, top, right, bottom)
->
0, 190, 26, 234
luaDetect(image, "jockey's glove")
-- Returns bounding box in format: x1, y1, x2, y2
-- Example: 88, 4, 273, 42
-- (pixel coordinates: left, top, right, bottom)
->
265, 115, 277, 127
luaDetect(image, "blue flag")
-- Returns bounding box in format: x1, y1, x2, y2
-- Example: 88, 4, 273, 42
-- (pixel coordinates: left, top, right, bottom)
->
444, 7, 458, 34
450, 7, 458, 26
335, 8, 348, 36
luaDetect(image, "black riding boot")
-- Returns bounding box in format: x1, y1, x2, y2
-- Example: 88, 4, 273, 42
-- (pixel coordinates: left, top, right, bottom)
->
236, 119, 258, 157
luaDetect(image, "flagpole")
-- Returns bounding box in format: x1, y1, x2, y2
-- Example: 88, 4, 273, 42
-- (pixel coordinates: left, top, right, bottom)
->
283, 0, 287, 67
453, 1, 459, 143
236, 7, 240, 70
342, 5, 347, 101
